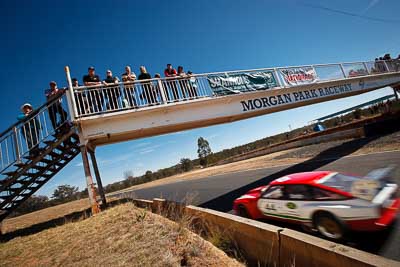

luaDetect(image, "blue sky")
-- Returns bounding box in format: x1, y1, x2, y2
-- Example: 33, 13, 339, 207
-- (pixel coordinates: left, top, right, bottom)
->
0, 0, 399, 196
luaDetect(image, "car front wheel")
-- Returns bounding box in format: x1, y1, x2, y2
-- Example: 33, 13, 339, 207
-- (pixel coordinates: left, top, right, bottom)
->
237, 205, 250, 218
314, 212, 345, 241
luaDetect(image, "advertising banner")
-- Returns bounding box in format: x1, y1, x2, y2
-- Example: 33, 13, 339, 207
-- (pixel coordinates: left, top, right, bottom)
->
279, 67, 318, 86
207, 71, 277, 95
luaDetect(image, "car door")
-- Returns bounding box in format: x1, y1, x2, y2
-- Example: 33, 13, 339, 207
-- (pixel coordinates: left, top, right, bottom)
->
257, 185, 286, 219
277, 184, 313, 222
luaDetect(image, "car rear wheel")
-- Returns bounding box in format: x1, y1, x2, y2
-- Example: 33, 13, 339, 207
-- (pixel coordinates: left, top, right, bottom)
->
314, 212, 345, 241
237, 205, 250, 218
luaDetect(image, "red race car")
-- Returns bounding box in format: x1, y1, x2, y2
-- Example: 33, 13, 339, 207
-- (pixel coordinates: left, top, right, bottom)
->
233, 168, 399, 240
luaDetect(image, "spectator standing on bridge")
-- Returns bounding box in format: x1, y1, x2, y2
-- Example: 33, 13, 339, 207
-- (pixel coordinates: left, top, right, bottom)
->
72, 78, 88, 116
45, 81, 68, 132
83, 66, 104, 112
121, 65, 137, 108
151, 73, 162, 104
103, 70, 120, 110
138, 66, 156, 105
18, 103, 41, 157
177, 66, 190, 99
164, 64, 179, 101
187, 71, 199, 98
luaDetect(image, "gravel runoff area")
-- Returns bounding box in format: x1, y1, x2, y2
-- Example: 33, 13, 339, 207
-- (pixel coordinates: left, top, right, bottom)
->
0, 203, 244, 267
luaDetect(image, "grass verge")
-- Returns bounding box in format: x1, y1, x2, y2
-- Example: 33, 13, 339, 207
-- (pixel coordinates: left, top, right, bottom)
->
0, 202, 243, 267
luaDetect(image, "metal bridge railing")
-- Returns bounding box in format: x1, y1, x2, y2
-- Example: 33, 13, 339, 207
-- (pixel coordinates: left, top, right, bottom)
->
69, 59, 400, 119
73, 76, 214, 117
0, 92, 71, 174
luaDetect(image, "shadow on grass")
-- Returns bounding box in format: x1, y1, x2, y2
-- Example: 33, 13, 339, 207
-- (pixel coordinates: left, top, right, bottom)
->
0, 198, 129, 242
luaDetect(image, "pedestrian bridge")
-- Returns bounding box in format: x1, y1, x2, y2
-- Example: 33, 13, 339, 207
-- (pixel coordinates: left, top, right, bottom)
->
1, 58, 400, 220
69, 60, 400, 146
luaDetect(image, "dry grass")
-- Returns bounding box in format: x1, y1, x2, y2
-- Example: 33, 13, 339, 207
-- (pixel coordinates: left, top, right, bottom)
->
0, 203, 243, 267
1, 197, 119, 234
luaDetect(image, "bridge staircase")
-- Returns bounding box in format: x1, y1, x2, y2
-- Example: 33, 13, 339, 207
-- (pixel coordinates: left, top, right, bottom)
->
0, 94, 81, 222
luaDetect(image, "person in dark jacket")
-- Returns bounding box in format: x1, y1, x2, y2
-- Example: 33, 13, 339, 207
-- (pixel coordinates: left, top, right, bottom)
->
83, 66, 103, 112
103, 69, 121, 110
18, 103, 42, 157
45, 81, 68, 131
138, 66, 156, 105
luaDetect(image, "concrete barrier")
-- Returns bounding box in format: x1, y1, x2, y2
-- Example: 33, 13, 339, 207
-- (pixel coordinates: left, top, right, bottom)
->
279, 229, 399, 267
129, 198, 399, 267
186, 205, 281, 266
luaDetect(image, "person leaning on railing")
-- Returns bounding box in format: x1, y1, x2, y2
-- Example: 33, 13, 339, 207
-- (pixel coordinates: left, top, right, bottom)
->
138, 66, 156, 105
102, 69, 120, 110
152, 73, 162, 104
83, 66, 103, 112
45, 81, 68, 132
72, 78, 89, 116
121, 65, 137, 108
177, 66, 190, 99
187, 71, 199, 98
164, 64, 179, 102
17, 103, 42, 157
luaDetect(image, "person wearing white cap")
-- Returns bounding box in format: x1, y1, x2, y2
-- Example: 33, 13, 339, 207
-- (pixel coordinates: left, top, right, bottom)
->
17, 103, 42, 157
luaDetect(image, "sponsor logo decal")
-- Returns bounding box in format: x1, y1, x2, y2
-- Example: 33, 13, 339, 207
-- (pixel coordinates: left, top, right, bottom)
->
286, 202, 297, 209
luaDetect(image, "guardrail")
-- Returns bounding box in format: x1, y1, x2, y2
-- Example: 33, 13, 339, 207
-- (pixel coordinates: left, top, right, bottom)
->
69, 59, 400, 119
0, 92, 71, 174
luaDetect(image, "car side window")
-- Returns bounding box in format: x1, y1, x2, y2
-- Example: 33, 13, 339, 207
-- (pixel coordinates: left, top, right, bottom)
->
284, 185, 312, 200
261, 186, 284, 199
312, 187, 347, 200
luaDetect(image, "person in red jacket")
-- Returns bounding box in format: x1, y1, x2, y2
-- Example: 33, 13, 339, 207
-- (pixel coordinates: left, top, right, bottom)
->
164, 64, 179, 101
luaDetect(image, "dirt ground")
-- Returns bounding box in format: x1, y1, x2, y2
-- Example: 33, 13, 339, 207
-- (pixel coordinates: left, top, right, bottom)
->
0, 203, 243, 267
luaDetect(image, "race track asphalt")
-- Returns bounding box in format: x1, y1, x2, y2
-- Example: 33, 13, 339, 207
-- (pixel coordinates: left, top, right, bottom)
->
112, 147, 400, 261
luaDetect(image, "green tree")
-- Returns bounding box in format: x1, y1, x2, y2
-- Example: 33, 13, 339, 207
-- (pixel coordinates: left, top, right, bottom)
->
144, 170, 153, 181
197, 137, 212, 167
180, 158, 193, 172
52, 184, 79, 202
14, 195, 49, 215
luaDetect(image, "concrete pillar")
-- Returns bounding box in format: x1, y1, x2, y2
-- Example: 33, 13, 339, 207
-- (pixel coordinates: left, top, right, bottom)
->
89, 150, 107, 208
80, 145, 101, 214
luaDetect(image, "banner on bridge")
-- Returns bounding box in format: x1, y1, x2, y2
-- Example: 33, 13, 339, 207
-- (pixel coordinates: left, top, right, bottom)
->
279, 67, 318, 86
207, 71, 277, 95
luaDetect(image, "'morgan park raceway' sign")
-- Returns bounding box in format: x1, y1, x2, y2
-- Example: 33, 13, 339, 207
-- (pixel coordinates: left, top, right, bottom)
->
208, 71, 277, 95
241, 83, 353, 112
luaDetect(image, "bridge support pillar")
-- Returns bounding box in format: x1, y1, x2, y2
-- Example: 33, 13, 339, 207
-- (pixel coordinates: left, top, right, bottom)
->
89, 149, 107, 208
80, 145, 101, 215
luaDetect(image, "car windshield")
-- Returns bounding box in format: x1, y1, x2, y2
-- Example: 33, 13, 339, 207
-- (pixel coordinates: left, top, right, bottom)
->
319, 173, 360, 192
